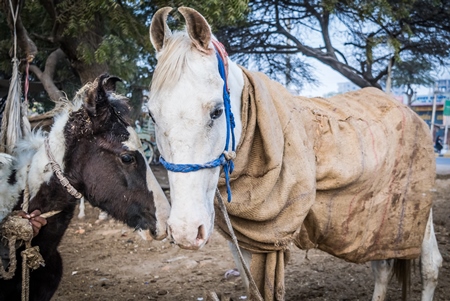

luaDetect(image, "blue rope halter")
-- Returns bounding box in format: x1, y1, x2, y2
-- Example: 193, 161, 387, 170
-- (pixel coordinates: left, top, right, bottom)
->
159, 49, 236, 202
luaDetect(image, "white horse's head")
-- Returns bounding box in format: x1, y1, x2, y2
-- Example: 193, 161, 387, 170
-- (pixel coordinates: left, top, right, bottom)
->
148, 7, 243, 249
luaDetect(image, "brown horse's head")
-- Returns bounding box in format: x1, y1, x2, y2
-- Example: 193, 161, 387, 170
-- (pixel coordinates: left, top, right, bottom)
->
62, 74, 170, 239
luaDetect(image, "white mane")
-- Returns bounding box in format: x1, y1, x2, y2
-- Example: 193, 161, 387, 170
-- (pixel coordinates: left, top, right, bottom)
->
150, 31, 200, 95
0, 153, 19, 221
14, 105, 75, 167
0, 85, 93, 219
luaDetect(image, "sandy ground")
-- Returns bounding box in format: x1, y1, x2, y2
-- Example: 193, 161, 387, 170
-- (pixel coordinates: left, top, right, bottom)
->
51, 167, 450, 301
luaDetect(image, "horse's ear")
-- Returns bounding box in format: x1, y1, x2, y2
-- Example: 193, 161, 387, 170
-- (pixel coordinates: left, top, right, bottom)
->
85, 74, 122, 117
178, 7, 213, 55
102, 75, 122, 92
150, 7, 173, 53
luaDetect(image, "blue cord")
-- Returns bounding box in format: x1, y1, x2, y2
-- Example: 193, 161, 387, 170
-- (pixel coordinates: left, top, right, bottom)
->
159, 49, 235, 202
160, 154, 226, 172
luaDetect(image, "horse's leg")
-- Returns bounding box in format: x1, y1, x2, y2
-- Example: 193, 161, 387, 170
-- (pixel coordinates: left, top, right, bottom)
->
371, 259, 394, 301
77, 197, 85, 219
228, 241, 252, 292
420, 209, 442, 301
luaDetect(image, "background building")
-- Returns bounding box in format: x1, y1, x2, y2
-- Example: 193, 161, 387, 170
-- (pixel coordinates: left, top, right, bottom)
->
412, 80, 450, 148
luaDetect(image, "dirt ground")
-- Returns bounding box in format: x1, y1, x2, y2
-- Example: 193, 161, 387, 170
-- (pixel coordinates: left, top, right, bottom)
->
52, 167, 450, 301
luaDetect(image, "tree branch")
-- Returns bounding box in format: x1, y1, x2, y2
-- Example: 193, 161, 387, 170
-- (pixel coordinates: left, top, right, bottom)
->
45, 48, 66, 79
274, 24, 377, 88
28, 48, 66, 103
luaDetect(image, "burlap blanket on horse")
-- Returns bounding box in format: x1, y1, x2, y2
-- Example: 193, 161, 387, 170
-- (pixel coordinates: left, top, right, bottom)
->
215, 67, 434, 300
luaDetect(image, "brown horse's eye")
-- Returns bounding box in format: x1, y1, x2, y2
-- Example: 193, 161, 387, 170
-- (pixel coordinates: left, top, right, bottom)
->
121, 154, 135, 164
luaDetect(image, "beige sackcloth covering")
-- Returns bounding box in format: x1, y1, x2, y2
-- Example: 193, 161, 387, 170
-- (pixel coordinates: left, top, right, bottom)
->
215, 67, 435, 300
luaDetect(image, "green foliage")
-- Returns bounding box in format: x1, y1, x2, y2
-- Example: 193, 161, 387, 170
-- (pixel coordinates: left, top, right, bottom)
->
391, 58, 435, 88
1, 0, 247, 76
0, 10, 13, 75
0, 0, 148, 107
56, 0, 106, 37
152, 0, 249, 30
3, 0, 444, 111
216, 0, 450, 90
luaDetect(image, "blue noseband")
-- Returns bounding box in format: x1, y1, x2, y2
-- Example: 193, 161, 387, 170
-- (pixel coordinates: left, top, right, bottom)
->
159, 49, 236, 202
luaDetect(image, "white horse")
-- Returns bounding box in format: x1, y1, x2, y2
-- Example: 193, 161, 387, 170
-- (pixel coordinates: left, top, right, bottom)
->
147, 7, 442, 301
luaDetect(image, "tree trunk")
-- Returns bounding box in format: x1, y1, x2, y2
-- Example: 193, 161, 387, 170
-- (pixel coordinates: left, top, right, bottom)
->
129, 88, 144, 122
3, 0, 109, 96
54, 10, 109, 84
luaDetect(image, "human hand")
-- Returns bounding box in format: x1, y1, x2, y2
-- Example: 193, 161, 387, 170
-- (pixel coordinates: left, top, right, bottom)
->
17, 210, 48, 237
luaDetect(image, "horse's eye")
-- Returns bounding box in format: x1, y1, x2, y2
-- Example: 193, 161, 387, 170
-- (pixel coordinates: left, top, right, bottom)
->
210, 108, 223, 120
121, 154, 135, 164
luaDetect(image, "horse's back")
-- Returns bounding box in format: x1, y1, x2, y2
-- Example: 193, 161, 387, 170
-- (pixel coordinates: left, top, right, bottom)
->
309, 87, 433, 188
218, 69, 433, 263
299, 87, 434, 263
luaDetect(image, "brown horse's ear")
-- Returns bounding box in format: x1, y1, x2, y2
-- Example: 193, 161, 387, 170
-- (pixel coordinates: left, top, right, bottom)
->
178, 7, 213, 55
102, 75, 122, 92
85, 73, 122, 117
150, 7, 173, 53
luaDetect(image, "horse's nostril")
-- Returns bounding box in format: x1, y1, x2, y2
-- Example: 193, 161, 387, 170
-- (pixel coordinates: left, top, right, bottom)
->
167, 225, 176, 244
149, 227, 157, 237
196, 224, 206, 244
167, 225, 173, 239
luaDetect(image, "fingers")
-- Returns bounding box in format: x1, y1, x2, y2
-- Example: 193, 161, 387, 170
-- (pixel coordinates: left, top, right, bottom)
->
18, 209, 48, 237
30, 220, 41, 236
17, 209, 42, 219
30, 218, 45, 236
17, 211, 28, 218
31, 215, 47, 227
29, 210, 42, 218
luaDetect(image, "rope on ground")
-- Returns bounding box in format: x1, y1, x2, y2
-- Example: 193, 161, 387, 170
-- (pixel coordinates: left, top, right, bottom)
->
203, 291, 233, 301
215, 188, 263, 301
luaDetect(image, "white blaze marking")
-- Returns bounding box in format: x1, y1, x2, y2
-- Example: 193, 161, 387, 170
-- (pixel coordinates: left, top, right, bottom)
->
125, 127, 170, 239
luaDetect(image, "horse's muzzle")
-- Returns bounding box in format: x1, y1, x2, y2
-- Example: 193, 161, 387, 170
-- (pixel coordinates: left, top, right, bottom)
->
166, 223, 208, 250
150, 225, 168, 240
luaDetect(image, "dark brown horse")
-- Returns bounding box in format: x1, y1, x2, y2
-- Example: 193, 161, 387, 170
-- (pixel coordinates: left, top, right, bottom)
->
0, 74, 170, 301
